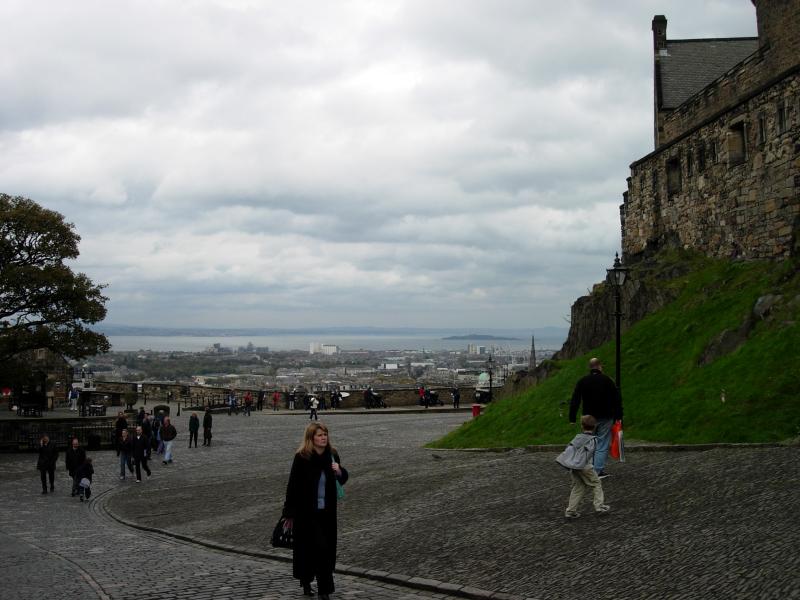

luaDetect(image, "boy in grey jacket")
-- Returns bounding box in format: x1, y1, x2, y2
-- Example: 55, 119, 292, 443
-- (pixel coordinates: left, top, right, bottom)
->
556, 415, 610, 519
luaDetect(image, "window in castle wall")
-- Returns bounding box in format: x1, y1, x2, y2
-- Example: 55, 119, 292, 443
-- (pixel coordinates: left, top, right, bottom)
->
667, 157, 682, 196
710, 140, 718, 164
757, 114, 767, 145
776, 103, 787, 134
728, 122, 747, 166
687, 150, 694, 177
652, 168, 659, 196
697, 142, 706, 172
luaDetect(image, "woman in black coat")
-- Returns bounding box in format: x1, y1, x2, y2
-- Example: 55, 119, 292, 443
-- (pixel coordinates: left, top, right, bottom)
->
283, 422, 348, 599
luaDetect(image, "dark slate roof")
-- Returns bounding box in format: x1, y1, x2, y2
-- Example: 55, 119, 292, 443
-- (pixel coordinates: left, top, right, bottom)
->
659, 38, 759, 109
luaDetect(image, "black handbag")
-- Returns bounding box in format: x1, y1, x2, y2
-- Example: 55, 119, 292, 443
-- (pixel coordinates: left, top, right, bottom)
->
271, 517, 294, 549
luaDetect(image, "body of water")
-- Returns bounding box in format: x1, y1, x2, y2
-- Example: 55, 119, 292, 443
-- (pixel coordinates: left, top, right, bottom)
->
107, 333, 566, 353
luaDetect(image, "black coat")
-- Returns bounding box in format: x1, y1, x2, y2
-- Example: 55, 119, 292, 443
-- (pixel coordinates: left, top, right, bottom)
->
65, 446, 86, 476
132, 435, 150, 460
569, 369, 623, 422
37, 441, 59, 471
189, 415, 200, 432
75, 461, 94, 483
283, 449, 349, 584
203, 412, 212, 429
118, 436, 133, 455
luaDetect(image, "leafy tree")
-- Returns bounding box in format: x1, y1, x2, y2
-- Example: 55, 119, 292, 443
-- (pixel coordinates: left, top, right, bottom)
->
0, 194, 110, 362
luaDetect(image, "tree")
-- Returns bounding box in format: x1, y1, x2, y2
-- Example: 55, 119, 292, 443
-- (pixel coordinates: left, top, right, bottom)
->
0, 194, 110, 362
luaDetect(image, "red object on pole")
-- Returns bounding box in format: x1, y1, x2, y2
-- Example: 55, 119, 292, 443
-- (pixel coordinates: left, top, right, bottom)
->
471, 404, 481, 417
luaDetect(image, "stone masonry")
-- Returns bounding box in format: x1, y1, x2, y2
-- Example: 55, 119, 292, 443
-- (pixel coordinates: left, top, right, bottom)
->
621, 0, 800, 262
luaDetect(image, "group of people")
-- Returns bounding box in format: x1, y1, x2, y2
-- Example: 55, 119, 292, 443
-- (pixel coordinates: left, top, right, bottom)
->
37, 434, 94, 500
35, 360, 620, 598
36, 407, 351, 600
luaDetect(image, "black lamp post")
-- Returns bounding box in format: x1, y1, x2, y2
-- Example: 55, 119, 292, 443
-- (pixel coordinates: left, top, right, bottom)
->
487, 354, 494, 402
606, 253, 629, 393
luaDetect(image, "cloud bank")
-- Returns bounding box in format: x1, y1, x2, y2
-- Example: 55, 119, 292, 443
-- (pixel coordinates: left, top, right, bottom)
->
0, 0, 757, 328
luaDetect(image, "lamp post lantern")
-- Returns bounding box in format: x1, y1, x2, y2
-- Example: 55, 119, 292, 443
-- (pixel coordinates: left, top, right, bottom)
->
606, 253, 629, 393
487, 354, 494, 402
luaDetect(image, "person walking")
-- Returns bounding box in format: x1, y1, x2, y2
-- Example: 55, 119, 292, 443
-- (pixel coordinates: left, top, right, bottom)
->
65, 437, 86, 496
451, 387, 460, 409
161, 416, 177, 464
75, 457, 94, 502
272, 390, 280, 411
557, 414, 610, 518
118, 428, 134, 480
282, 423, 349, 599
154, 410, 165, 455
132, 425, 152, 482
136, 406, 146, 426
114, 411, 128, 451
188, 412, 200, 448
568, 357, 623, 478
202, 408, 213, 446
69, 386, 79, 411
36, 434, 59, 494
309, 396, 319, 421
244, 391, 253, 416
257, 389, 265, 411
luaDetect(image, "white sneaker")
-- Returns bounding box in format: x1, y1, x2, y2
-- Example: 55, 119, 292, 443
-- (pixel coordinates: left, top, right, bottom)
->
595, 504, 611, 513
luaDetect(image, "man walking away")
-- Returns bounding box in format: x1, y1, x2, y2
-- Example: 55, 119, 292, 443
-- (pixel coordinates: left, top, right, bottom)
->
569, 358, 622, 478
202, 408, 213, 446
161, 417, 177, 464
188, 412, 200, 448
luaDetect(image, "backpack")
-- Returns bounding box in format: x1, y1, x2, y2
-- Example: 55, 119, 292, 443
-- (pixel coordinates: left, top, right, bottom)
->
555, 435, 596, 470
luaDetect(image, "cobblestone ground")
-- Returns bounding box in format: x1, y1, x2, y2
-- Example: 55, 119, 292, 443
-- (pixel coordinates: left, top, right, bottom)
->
2, 410, 799, 599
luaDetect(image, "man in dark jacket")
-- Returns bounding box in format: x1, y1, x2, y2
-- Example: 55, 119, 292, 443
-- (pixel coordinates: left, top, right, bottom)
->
161, 416, 177, 464
202, 408, 213, 446
188, 412, 200, 448
569, 358, 622, 478
132, 425, 152, 482
37, 434, 59, 494
65, 437, 87, 496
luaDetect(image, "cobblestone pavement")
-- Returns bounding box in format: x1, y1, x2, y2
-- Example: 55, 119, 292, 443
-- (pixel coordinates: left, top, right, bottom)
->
2, 409, 799, 599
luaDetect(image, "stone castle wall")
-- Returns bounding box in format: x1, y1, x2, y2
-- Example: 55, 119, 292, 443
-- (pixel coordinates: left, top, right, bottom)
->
622, 70, 799, 260
623, 0, 800, 262
660, 0, 800, 146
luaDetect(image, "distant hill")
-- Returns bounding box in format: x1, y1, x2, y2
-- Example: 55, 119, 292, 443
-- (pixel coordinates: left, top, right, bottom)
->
442, 334, 520, 341
430, 250, 800, 447
95, 324, 566, 340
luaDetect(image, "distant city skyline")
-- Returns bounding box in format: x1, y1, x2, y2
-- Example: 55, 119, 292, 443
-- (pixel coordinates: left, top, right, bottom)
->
0, 1, 757, 329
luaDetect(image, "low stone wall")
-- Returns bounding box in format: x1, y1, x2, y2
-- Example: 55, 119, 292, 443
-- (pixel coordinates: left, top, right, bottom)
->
92, 381, 478, 411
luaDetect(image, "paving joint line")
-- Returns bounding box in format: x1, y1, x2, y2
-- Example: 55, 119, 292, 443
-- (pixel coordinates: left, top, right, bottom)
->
94, 484, 527, 600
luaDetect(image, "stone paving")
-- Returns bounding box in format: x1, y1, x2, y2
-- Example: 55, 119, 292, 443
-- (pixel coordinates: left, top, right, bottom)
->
1, 409, 799, 599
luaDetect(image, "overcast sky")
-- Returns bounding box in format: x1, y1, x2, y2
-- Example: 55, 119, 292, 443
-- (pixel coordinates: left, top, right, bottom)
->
0, 1, 758, 330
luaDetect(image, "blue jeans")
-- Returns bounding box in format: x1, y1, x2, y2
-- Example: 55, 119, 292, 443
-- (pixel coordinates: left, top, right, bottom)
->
119, 452, 133, 478
164, 440, 174, 462
593, 418, 613, 473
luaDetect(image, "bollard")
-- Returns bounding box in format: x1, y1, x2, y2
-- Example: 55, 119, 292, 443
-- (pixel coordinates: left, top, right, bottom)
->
471, 404, 481, 418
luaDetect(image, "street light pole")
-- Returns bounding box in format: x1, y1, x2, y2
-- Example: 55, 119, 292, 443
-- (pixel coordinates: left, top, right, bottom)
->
606, 253, 629, 393
487, 354, 494, 402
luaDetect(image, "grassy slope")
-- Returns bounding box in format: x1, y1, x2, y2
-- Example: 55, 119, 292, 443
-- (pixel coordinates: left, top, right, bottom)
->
430, 253, 800, 448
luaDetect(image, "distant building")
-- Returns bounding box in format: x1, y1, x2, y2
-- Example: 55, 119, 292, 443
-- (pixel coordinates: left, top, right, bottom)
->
467, 344, 487, 355
310, 343, 340, 355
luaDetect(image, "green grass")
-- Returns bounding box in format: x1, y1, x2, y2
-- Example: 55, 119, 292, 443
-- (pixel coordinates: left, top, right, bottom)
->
430, 252, 800, 448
